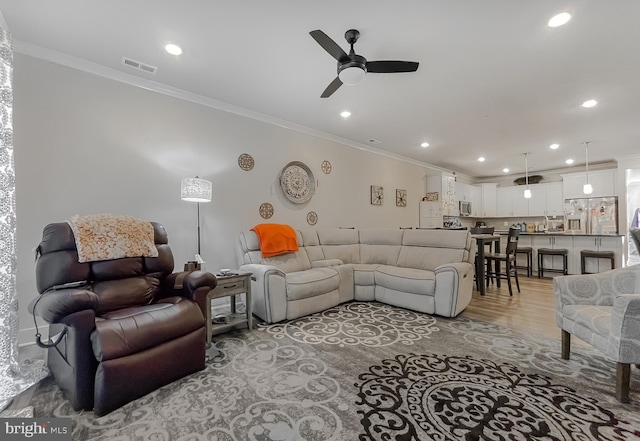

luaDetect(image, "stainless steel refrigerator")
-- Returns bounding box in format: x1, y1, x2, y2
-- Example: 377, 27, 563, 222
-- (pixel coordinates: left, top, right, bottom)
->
563, 196, 619, 235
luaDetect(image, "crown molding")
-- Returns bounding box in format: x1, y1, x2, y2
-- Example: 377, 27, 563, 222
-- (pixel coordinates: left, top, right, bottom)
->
13, 40, 454, 176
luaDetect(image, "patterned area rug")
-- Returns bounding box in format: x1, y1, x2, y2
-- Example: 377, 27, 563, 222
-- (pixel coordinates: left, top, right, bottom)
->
28, 302, 640, 440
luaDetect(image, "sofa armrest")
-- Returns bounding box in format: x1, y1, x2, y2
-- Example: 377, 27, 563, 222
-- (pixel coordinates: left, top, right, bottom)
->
433, 262, 474, 317
29, 288, 99, 324
311, 259, 344, 268
239, 263, 287, 323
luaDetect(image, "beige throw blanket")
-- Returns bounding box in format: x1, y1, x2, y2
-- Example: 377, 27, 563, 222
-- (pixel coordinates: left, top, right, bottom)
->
68, 214, 158, 263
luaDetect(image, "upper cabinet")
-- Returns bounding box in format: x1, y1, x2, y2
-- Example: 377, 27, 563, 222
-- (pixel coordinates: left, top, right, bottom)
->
561, 169, 617, 199
426, 173, 458, 216
495, 182, 564, 217
480, 183, 497, 217
456, 182, 482, 217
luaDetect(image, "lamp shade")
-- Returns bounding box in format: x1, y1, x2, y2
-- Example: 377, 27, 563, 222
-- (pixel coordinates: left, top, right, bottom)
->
181, 177, 212, 202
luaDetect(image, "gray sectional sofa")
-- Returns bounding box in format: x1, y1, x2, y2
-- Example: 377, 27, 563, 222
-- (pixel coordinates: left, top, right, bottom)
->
236, 228, 476, 323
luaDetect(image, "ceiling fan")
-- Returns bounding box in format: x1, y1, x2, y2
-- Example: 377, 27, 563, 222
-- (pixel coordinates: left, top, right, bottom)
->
309, 29, 419, 98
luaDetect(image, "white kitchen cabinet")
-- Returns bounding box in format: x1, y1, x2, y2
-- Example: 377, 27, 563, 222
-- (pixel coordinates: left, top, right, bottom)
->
427, 174, 458, 216
480, 183, 497, 217
527, 185, 546, 216
469, 185, 482, 217
496, 187, 512, 217
495, 183, 561, 217
512, 187, 530, 216
544, 182, 563, 216
572, 235, 623, 273
562, 169, 617, 199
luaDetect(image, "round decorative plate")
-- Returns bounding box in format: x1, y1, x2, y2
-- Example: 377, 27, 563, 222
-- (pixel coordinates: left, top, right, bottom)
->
307, 211, 318, 225
279, 161, 315, 204
321, 160, 332, 174
259, 202, 274, 219
238, 153, 255, 171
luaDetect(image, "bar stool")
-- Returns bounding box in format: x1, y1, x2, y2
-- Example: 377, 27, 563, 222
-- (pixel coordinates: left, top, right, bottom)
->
538, 248, 568, 278
580, 250, 615, 274
515, 246, 533, 277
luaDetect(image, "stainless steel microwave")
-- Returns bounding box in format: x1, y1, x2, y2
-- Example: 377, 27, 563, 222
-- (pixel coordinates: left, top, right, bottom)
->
459, 201, 471, 216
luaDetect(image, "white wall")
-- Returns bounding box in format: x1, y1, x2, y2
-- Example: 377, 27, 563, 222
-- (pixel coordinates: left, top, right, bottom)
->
14, 54, 436, 343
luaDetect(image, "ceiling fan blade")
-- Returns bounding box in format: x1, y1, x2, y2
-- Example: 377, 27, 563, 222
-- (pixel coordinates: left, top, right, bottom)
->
366, 61, 419, 73
321, 77, 343, 98
310, 30, 348, 62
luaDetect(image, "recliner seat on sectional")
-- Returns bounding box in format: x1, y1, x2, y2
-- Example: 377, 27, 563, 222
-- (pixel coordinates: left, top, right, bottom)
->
236, 227, 475, 323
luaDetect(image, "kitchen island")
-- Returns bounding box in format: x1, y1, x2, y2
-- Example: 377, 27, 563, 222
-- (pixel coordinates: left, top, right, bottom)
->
495, 231, 624, 275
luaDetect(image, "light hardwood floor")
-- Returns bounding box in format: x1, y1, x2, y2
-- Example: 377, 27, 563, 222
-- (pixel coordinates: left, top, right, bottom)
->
462, 272, 564, 340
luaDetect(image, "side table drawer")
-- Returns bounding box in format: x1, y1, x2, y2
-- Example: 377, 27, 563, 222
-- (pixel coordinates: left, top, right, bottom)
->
209, 276, 248, 299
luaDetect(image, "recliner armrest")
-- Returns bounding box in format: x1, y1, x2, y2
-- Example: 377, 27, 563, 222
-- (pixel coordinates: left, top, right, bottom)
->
163, 270, 217, 303
29, 288, 99, 323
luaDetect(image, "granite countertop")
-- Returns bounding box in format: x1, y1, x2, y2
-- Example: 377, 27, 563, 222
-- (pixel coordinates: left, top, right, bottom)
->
494, 230, 623, 237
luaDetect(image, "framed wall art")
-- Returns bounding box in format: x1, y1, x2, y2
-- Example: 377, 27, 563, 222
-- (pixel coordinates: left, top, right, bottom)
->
370, 185, 383, 205
396, 189, 407, 207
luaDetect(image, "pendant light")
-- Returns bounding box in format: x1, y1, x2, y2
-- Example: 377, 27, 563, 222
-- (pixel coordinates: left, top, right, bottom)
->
523, 153, 531, 199
583, 141, 593, 195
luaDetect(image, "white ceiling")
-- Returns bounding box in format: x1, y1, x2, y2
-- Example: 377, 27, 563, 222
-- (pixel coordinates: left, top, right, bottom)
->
1, 0, 639, 179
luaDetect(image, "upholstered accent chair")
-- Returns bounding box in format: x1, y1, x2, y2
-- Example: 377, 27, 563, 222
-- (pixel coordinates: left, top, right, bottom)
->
30, 221, 217, 416
553, 264, 640, 402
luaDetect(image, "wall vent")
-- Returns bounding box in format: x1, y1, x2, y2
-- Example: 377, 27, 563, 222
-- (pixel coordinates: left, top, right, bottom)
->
121, 57, 158, 75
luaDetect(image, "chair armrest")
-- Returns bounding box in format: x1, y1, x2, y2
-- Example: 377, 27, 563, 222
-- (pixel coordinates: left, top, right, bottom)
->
608, 294, 640, 363
28, 288, 99, 324
163, 271, 217, 312
311, 259, 344, 268
553, 268, 638, 309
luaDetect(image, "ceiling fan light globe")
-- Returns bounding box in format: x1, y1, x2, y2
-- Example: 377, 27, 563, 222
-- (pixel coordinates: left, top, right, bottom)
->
339, 66, 365, 85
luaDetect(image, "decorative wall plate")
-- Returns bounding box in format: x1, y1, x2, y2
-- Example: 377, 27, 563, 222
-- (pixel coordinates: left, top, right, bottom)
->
259, 202, 274, 219
307, 211, 318, 225
371, 185, 384, 205
396, 189, 407, 207
238, 153, 255, 171
279, 161, 315, 204
321, 160, 332, 174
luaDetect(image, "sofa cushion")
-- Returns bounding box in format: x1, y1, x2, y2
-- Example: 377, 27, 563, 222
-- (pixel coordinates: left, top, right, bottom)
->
285, 267, 340, 301
375, 265, 436, 295
562, 304, 612, 349
359, 229, 403, 265
398, 229, 473, 270
318, 229, 360, 263
238, 230, 311, 273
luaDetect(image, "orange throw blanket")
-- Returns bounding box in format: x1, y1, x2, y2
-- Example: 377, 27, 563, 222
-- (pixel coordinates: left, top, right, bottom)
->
252, 223, 299, 258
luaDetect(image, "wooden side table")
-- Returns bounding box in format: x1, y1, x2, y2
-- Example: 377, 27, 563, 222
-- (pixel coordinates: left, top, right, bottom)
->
205, 271, 252, 346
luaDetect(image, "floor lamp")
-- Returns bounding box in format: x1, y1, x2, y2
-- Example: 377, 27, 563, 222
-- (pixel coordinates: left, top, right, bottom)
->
181, 177, 212, 259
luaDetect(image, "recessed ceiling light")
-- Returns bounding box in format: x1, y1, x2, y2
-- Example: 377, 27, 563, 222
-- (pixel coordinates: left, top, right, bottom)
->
549, 143, 559, 150
165, 43, 183, 56
477, 157, 485, 162
548, 12, 572, 28
582, 99, 597, 108
565, 159, 574, 165
421, 142, 430, 148
340, 111, 351, 118
502, 168, 510, 173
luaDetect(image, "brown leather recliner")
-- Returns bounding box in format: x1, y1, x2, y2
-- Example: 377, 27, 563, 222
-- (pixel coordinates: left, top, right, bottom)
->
30, 221, 217, 416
